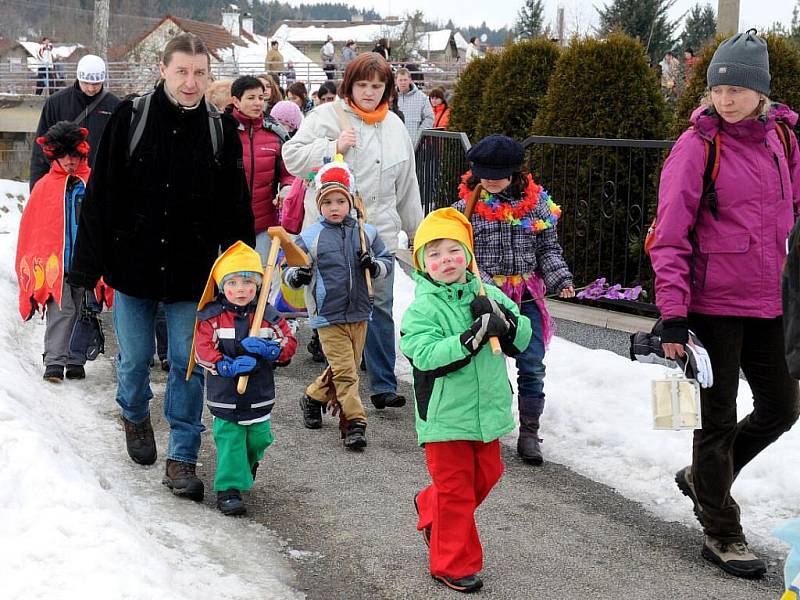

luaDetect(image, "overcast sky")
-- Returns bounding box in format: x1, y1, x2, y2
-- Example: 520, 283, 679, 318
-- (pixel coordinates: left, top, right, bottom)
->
292, 0, 797, 32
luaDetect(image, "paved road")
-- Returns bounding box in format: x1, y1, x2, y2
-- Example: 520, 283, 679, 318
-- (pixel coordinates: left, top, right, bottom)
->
127, 321, 784, 600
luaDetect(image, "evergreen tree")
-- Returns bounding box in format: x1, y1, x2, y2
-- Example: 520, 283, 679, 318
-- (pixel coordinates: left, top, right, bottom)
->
596, 0, 679, 64
791, 0, 800, 46
515, 0, 545, 40
680, 3, 716, 52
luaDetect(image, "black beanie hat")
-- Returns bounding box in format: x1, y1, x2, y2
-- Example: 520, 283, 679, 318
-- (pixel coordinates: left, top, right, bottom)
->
466, 134, 524, 180
36, 121, 90, 160
707, 28, 770, 95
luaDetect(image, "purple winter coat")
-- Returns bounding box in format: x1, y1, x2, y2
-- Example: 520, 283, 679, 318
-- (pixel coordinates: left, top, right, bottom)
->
651, 104, 800, 320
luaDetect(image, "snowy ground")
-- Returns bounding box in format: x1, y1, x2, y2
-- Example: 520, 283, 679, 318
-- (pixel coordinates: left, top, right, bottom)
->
0, 180, 302, 600
392, 262, 800, 554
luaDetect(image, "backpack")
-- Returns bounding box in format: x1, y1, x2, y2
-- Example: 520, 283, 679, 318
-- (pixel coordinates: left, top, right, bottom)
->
644, 121, 794, 256
783, 217, 800, 378
262, 115, 289, 199
127, 91, 224, 164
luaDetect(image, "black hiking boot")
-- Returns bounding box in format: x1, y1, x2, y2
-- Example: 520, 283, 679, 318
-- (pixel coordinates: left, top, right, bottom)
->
432, 574, 483, 593
300, 395, 323, 429
43, 364, 64, 383
413, 492, 431, 548
121, 415, 157, 465
65, 364, 85, 380
370, 391, 406, 409
217, 489, 246, 516
344, 419, 367, 450
675, 466, 704, 526
162, 459, 204, 501
517, 414, 543, 465
307, 331, 326, 363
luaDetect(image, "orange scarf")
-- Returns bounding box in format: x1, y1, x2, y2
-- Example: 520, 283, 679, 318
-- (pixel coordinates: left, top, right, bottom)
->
347, 100, 389, 125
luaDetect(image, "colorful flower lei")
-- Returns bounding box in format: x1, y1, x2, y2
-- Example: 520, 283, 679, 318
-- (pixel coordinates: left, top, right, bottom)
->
458, 171, 561, 234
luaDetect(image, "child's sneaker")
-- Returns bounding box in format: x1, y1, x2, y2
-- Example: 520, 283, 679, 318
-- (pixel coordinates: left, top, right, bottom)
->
300, 395, 323, 429
43, 364, 64, 383
344, 419, 367, 449
431, 574, 483, 593
217, 490, 246, 516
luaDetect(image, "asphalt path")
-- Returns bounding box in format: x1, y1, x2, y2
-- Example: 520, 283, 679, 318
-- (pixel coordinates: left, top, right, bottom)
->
114, 319, 785, 599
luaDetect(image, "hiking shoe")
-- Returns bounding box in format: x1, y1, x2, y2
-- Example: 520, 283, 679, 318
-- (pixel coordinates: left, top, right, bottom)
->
300, 395, 323, 429
160, 359, 170, 372
162, 459, 204, 501
217, 489, 246, 516
43, 364, 64, 383
307, 332, 326, 363
65, 364, 86, 380
121, 415, 157, 465
702, 536, 766, 578
413, 493, 431, 548
675, 466, 703, 526
344, 419, 367, 450
431, 574, 483, 593
370, 392, 406, 409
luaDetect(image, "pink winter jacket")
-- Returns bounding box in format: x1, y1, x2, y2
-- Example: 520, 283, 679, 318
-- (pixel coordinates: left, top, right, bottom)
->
651, 104, 800, 320
233, 109, 294, 232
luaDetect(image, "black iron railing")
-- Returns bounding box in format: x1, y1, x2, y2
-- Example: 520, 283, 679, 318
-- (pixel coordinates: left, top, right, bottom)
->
414, 131, 676, 314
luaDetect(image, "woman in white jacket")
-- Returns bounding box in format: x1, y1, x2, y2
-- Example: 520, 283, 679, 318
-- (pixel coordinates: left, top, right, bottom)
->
283, 52, 423, 410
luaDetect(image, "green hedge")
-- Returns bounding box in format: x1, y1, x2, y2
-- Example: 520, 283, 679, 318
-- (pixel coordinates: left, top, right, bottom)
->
448, 52, 501, 141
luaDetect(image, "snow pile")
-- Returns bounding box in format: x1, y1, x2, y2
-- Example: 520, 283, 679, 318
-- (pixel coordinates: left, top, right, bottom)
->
392, 265, 800, 551
0, 180, 301, 599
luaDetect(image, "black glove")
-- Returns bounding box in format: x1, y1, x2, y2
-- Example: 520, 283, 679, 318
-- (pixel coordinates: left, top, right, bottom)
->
658, 317, 689, 345
287, 266, 312, 287
470, 296, 517, 337
358, 252, 380, 277
460, 313, 509, 354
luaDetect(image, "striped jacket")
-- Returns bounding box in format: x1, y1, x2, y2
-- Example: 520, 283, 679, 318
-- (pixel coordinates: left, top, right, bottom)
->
194, 297, 297, 424
284, 215, 392, 328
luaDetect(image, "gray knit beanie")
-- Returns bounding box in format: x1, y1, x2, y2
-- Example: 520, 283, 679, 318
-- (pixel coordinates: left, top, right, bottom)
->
707, 28, 770, 94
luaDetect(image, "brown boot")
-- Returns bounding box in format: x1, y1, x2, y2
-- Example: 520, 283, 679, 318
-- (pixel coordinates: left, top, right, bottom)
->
162, 459, 204, 501
517, 414, 543, 465
121, 415, 156, 465
702, 536, 766, 578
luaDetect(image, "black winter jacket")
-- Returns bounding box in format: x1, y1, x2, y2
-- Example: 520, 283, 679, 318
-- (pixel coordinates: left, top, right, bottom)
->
30, 80, 120, 190
68, 83, 255, 302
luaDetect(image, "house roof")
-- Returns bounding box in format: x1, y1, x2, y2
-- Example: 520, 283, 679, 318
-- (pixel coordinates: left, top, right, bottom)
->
272, 22, 406, 45
416, 30, 453, 53
166, 15, 248, 58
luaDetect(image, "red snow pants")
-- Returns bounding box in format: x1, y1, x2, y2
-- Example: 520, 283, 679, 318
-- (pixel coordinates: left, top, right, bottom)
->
415, 439, 504, 578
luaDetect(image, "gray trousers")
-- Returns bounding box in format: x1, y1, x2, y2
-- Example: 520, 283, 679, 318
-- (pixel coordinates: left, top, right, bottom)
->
44, 282, 86, 367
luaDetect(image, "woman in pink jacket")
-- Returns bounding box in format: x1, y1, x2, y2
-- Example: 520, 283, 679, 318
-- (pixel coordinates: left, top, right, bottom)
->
230, 75, 294, 260
650, 30, 800, 579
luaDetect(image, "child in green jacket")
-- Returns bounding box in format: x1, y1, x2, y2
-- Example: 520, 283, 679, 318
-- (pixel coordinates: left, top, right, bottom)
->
400, 207, 532, 593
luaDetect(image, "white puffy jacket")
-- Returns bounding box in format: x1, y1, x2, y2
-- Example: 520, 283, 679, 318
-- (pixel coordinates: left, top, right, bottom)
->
282, 98, 423, 253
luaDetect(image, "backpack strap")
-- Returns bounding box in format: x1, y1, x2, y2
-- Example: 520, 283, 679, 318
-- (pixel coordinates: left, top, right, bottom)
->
128, 91, 153, 160
701, 133, 721, 219
263, 116, 289, 199
776, 121, 795, 162
206, 100, 224, 164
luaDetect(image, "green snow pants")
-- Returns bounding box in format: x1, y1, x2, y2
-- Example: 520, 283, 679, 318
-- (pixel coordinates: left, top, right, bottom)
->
213, 417, 274, 492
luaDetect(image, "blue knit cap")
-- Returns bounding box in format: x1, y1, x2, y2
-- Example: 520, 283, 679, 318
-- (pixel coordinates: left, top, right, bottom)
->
220, 271, 263, 288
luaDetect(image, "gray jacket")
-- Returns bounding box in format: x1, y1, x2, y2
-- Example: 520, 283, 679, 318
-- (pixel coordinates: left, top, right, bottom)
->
397, 84, 434, 147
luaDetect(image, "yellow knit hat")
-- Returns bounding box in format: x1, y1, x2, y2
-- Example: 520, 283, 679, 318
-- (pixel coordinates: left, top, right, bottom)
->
186, 241, 264, 378
412, 207, 475, 272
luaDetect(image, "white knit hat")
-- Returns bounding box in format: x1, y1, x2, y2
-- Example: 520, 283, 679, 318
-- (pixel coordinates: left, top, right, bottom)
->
77, 54, 106, 83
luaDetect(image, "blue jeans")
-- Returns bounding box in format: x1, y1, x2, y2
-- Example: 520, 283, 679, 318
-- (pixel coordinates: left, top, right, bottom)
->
516, 300, 546, 417
113, 292, 205, 463
363, 258, 397, 396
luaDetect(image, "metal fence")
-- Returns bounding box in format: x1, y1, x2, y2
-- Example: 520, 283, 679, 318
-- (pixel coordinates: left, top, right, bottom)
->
0, 59, 463, 97
414, 130, 676, 314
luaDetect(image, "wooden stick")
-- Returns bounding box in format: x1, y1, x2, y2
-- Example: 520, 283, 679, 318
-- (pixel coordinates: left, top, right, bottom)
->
352, 194, 373, 300
463, 184, 501, 355
237, 235, 282, 395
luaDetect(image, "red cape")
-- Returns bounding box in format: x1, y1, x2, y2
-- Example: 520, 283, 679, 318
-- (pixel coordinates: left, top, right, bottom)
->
16, 160, 89, 320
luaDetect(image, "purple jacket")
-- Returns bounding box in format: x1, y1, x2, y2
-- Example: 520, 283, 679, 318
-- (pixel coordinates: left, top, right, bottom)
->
651, 104, 800, 320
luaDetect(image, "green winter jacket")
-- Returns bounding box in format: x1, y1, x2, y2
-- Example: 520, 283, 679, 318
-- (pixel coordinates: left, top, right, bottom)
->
400, 271, 532, 445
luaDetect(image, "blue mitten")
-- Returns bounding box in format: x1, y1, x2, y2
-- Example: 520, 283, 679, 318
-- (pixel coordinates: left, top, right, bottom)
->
216, 355, 257, 377
241, 337, 282, 361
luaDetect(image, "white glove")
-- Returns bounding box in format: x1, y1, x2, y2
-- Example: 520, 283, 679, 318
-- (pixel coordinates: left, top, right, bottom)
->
685, 332, 713, 389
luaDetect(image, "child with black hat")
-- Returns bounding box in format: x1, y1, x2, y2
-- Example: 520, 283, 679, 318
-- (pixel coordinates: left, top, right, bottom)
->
189, 241, 298, 515
16, 121, 95, 382
283, 155, 392, 450
453, 134, 574, 465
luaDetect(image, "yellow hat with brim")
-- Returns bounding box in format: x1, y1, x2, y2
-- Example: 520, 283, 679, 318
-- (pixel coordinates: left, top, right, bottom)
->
186, 241, 264, 379
412, 207, 475, 272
